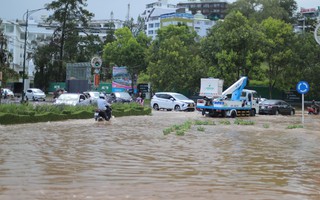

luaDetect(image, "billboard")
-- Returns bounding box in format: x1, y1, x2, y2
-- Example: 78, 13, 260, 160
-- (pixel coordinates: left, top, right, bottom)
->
112, 66, 136, 92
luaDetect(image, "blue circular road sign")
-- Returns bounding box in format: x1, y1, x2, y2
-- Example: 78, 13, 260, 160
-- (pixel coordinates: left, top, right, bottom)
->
296, 81, 310, 94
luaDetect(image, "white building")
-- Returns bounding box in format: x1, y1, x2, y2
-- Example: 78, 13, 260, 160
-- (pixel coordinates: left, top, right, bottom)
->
1, 18, 54, 77
141, 0, 216, 39
193, 11, 215, 37
141, 0, 177, 39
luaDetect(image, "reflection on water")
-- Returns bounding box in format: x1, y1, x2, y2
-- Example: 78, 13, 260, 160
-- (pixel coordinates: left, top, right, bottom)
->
0, 112, 320, 200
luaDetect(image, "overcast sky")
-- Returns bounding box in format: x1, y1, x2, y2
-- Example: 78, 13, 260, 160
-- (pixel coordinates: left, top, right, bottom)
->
0, 0, 318, 21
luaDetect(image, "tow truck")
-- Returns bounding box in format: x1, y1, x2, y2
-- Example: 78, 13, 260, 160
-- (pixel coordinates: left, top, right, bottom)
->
196, 76, 259, 118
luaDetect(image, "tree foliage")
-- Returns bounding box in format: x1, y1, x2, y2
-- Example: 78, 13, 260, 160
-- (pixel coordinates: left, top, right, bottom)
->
201, 12, 265, 86
228, 0, 297, 23
147, 25, 207, 93
103, 27, 148, 91
260, 17, 295, 98
45, 0, 94, 81
0, 19, 18, 85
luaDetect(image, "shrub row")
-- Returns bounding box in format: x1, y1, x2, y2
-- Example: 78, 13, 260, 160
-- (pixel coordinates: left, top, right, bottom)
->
0, 103, 151, 125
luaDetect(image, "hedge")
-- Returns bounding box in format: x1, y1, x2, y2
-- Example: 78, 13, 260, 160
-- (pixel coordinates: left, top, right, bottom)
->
0, 103, 152, 125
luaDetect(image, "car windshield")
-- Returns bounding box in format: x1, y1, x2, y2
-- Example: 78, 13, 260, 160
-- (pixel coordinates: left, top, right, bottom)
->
90, 92, 100, 98
172, 94, 189, 100
115, 92, 131, 99
58, 94, 79, 101
262, 100, 279, 105
33, 89, 43, 93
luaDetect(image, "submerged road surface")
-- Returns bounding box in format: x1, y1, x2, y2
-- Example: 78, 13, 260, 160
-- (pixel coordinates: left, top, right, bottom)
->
0, 111, 320, 200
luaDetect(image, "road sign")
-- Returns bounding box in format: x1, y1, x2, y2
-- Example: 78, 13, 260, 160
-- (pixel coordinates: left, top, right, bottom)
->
91, 57, 102, 68
296, 81, 309, 94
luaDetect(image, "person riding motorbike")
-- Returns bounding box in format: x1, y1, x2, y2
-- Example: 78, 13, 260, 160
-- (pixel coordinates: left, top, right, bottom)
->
96, 94, 112, 121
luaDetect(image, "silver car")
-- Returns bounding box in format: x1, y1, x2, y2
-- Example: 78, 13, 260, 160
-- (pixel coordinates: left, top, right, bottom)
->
54, 93, 91, 106
25, 88, 46, 101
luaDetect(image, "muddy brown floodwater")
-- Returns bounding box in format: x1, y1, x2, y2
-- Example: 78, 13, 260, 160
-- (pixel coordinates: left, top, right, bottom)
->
0, 110, 320, 200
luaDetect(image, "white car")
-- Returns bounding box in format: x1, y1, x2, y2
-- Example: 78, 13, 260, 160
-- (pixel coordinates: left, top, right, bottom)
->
54, 93, 91, 106
25, 88, 46, 101
150, 92, 195, 111
1, 88, 14, 98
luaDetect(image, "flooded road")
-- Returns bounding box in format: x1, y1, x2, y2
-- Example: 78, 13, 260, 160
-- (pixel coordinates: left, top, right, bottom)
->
0, 111, 320, 200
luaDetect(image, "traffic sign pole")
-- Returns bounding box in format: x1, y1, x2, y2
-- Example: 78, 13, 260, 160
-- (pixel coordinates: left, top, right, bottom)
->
296, 81, 310, 125
302, 94, 304, 124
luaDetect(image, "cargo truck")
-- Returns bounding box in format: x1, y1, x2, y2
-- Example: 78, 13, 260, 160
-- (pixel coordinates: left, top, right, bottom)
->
196, 77, 259, 118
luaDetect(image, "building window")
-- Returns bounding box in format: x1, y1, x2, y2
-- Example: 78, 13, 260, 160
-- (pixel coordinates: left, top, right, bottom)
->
155, 23, 160, 28
148, 30, 154, 35
5, 24, 14, 33
148, 23, 154, 28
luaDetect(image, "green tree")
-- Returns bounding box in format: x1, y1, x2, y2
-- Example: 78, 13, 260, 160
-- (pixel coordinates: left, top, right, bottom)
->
103, 27, 147, 92
260, 17, 295, 98
147, 25, 207, 93
284, 32, 320, 99
33, 44, 56, 90
0, 19, 18, 86
201, 12, 265, 86
77, 34, 103, 62
228, 0, 297, 23
45, 0, 94, 81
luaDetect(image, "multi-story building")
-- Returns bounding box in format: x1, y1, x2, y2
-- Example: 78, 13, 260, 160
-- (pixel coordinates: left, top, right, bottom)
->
1, 18, 54, 78
295, 7, 320, 33
193, 11, 216, 38
141, 0, 177, 39
177, 0, 228, 21
141, 0, 217, 39
160, 12, 194, 29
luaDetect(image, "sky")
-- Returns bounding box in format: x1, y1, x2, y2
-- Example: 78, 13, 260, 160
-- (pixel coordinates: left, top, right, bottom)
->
0, 0, 319, 21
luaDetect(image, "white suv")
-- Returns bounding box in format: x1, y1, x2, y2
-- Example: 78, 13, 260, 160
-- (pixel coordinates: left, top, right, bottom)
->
150, 92, 195, 111
25, 88, 46, 101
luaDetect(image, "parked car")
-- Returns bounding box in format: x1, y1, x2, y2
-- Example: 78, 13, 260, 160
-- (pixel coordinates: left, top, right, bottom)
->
25, 88, 46, 101
107, 92, 133, 103
83, 91, 101, 104
259, 99, 295, 115
54, 93, 91, 106
151, 92, 195, 111
1, 88, 14, 98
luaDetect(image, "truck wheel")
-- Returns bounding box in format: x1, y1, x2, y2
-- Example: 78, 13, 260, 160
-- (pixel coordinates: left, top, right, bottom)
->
231, 110, 237, 118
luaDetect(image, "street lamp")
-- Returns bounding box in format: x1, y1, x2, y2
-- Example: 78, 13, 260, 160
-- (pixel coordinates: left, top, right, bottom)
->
21, 8, 45, 103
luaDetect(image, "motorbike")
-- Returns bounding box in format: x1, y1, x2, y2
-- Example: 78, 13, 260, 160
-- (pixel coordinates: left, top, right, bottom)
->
307, 106, 320, 115
94, 105, 112, 121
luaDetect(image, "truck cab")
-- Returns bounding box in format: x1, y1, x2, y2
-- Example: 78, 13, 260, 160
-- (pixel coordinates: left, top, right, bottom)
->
240, 89, 260, 116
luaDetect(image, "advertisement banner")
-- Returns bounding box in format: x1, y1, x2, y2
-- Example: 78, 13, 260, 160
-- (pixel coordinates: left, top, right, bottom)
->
112, 66, 136, 92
